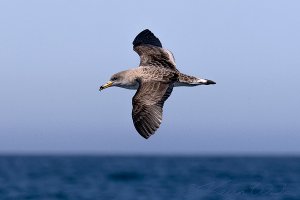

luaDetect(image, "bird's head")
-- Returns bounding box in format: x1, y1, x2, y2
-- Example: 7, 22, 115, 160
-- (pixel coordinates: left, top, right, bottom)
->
99, 70, 137, 91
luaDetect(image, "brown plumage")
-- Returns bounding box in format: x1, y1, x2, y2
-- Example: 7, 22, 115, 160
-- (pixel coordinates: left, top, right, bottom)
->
99, 29, 215, 139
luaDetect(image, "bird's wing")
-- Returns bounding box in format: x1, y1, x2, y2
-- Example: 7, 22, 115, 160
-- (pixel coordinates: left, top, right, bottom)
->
133, 29, 178, 71
132, 80, 175, 139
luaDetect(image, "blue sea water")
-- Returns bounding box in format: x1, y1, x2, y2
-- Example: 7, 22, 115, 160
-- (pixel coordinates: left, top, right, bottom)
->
0, 156, 299, 200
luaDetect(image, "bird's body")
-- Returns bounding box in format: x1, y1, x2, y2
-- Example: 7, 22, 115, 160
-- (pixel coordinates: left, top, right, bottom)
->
113, 67, 210, 90
100, 29, 215, 139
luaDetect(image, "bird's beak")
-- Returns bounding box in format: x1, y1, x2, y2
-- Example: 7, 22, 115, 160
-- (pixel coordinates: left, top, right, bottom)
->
99, 81, 113, 91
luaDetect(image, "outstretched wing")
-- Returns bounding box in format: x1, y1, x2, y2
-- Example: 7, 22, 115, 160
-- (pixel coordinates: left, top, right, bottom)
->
132, 81, 174, 139
133, 29, 178, 71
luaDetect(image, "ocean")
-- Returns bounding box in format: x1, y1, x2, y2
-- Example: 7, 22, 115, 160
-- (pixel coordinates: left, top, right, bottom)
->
0, 156, 299, 200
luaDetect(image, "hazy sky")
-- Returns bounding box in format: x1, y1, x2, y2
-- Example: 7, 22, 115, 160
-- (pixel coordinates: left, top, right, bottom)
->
0, 0, 299, 154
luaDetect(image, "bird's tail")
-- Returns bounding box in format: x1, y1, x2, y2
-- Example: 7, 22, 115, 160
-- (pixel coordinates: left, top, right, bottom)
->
176, 73, 216, 86
196, 78, 216, 85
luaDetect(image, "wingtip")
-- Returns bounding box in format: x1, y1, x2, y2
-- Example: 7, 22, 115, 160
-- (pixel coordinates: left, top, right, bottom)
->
142, 28, 150, 32
133, 29, 162, 48
142, 135, 150, 139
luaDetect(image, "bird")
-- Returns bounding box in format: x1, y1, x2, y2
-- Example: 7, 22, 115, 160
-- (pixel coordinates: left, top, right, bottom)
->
99, 29, 215, 139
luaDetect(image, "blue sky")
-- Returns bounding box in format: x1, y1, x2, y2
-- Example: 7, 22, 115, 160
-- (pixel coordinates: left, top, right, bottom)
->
0, 0, 299, 154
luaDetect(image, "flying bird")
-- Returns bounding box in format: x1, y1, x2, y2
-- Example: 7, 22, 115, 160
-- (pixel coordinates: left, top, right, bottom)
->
100, 29, 215, 139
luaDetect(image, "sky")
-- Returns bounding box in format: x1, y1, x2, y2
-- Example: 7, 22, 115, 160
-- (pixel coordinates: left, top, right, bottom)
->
0, 0, 299, 155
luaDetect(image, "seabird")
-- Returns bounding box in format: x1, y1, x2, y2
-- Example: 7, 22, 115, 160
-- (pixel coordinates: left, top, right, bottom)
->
100, 29, 215, 139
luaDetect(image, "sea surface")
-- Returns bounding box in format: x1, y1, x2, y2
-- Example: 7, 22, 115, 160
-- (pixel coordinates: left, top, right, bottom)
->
0, 156, 299, 200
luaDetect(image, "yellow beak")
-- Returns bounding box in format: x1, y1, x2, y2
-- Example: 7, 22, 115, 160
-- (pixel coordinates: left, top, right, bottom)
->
99, 81, 113, 91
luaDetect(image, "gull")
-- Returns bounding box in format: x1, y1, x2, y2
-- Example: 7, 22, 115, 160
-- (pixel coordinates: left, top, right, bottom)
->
100, 29, 215, 139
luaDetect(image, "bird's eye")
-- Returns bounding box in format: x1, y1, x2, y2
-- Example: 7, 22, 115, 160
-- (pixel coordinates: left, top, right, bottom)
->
111, 77, 117, 81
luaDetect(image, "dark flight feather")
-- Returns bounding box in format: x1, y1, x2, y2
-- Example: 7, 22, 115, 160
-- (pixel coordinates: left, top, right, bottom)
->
132, 29, 162, 48
133, 29, 178, 71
